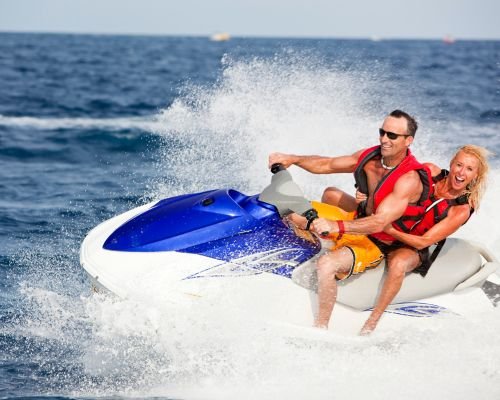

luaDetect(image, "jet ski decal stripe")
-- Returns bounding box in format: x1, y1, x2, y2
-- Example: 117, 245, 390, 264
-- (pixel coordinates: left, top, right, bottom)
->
365, 301, 452, 317
183, 247, 312, 280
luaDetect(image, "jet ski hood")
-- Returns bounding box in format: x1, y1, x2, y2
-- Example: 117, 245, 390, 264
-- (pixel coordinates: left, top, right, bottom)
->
103, 189, 280, 252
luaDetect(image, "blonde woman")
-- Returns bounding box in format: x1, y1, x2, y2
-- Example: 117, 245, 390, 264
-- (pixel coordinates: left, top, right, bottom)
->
362, 144, 491, 334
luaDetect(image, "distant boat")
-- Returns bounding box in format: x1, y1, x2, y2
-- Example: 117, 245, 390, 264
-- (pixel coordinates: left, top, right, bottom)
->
210, 32, 231, 42
443, 35, 455, 44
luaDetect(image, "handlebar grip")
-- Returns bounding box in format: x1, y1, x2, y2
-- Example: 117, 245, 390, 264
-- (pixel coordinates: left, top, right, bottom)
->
303, 209, 330, 237
270, 163, 286, 174
302, 208, 318, 231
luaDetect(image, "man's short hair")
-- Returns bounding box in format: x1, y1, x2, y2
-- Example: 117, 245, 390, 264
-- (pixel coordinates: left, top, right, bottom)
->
389, 109, 418, 137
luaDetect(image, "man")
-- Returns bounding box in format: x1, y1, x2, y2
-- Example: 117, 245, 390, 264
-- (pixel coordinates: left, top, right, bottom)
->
269, 110, 430, 334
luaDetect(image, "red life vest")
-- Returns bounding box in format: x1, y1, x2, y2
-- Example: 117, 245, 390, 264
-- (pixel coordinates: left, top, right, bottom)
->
354, 145, 432, 243
410, 169, 473, 277
409, 169, 472, 236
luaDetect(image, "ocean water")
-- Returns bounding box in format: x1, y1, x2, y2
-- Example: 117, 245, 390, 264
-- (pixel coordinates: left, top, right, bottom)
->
0, 32, 499, 399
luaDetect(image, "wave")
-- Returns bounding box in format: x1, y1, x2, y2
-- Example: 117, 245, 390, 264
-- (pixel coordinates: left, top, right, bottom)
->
0, 114, 163, 132
480, 109, 500, 122
0, 114, 168, 162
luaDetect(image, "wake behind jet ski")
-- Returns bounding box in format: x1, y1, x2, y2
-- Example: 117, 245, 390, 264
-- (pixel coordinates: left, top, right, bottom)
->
80, 164, 500, 334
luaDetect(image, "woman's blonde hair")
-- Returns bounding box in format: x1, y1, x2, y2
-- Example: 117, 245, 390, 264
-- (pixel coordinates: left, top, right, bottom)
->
451, 144, 492, 210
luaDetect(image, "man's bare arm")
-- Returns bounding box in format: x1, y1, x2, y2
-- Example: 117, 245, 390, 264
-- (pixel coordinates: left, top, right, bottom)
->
268, 150, 364, 174
311, 171, 422, 235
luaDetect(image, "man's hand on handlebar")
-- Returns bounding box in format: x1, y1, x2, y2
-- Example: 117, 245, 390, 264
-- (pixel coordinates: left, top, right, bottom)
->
268, 153, 297, 169
310, 218, 339, 237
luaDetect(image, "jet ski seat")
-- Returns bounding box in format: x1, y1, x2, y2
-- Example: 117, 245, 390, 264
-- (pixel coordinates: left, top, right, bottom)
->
292, 238, 496, 310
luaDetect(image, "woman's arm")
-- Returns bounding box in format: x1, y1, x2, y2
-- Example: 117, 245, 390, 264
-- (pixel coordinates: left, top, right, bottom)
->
423, 162, 441, 176
385, 205, 471, 249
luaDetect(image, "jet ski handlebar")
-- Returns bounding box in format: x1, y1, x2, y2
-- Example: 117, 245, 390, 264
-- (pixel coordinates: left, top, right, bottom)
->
303, 208, 329, 237
270, 163, 286, 174
266, 163, 329, 236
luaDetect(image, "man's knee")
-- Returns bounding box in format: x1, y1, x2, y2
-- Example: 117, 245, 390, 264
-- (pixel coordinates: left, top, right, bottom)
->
317, 249, 353, 276
321, 186, 342, 204
316, 253, 341, 275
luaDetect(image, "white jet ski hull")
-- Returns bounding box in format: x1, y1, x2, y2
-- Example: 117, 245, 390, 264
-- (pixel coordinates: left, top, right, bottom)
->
81, 199, 500, 335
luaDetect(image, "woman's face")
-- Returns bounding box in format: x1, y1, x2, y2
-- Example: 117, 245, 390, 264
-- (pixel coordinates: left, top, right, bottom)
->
449, 151, 480, 192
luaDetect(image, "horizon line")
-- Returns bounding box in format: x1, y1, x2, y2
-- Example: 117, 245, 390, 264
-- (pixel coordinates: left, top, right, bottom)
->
1, 29, 499, 42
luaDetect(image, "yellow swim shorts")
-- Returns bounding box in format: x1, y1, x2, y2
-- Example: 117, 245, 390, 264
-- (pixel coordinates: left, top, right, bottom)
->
311, 201, 384, 280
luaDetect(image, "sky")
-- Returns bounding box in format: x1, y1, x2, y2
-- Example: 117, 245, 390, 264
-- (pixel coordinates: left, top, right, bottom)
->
0, 0, 499, 40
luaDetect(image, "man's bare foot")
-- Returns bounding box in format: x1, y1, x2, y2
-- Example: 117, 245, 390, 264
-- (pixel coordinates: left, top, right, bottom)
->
359, 326, 374, 336
314, 321, 328, 330
359, 317, 379, 336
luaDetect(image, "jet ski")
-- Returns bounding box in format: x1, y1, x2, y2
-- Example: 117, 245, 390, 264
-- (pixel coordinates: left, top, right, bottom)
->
80, 165, 500, 334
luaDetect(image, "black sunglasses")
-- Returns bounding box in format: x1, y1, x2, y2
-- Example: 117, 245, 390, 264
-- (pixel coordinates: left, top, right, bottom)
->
379, 128, 409, 140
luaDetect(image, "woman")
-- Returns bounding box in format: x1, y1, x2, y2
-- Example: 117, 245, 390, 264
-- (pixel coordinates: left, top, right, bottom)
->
358, 144, 490, 335
384, 144, 490, 274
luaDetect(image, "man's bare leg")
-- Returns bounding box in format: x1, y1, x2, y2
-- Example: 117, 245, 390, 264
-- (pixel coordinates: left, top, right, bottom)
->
360, 247, 420, 335
315, 247, 354, 328
285, 187, 356, 229
322, 186, 358, 212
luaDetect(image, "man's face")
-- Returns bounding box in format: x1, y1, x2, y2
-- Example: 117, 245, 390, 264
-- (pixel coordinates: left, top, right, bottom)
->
379, 116, 413, 158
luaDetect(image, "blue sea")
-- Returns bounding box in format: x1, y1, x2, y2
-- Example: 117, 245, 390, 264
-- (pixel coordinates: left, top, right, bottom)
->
1, 33, 500, 399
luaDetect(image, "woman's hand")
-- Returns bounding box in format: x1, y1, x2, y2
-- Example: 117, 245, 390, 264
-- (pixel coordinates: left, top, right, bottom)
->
355, 189, 368, 204
383, 224, 396, 234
